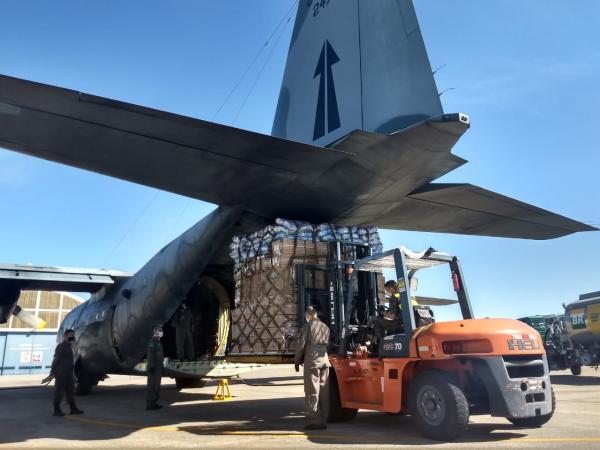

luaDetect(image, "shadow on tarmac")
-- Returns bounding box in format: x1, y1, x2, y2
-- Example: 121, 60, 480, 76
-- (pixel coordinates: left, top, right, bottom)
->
551, 374, 600, 386
180, 415, 526, 446
0, 381, 527, 446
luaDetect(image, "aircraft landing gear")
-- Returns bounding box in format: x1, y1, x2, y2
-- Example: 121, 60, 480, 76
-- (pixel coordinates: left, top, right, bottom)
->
175, 378, 206, 390
75, 369, 100, 395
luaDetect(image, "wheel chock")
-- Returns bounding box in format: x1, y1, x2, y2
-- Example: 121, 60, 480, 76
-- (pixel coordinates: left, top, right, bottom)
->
213, 378, 232, 401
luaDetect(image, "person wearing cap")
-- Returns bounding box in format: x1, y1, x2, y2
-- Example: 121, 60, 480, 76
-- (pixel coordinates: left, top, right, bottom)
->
294, 306, 330, 430
372, 279, 419, 340
50, 329, 84, 416
146, 325, 165, 410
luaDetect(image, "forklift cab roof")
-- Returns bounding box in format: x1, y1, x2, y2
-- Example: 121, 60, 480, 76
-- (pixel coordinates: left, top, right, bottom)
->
356, 247, 452, 272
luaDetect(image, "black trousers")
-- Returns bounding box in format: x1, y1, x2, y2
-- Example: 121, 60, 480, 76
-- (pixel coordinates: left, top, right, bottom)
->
146, 366, 162, 406
372, 317, 404, 340
175, 327, 195, 360
54, 374, 76, 410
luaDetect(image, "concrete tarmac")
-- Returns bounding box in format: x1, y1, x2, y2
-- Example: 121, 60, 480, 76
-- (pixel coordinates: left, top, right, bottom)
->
0, 366, 599, 449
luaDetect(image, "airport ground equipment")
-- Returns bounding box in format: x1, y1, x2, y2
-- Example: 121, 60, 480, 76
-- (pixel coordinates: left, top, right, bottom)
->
517, 316, 548, 337
213, 379, 233, 401
296, 244, 554, 441
543, 291, 600, 375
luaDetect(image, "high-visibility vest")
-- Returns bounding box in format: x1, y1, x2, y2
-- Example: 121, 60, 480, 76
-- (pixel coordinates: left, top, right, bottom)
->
393, 292, 418, 309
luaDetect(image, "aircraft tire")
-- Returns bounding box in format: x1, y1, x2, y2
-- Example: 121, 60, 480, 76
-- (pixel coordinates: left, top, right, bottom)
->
175, 378, 206, 390
75, 371, 97, 396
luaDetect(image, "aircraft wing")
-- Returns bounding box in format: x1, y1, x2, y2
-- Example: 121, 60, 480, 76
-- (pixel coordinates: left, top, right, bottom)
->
0, 74, 594, 239
0, 263, 131, 323
414, 296, 458, 306
0, 263, 131, 292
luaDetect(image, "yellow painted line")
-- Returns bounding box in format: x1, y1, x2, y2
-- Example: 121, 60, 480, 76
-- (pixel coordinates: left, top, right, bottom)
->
193, 431, 315, 439
510, 437, 600, 443
66, 416, 179, 432
65, 417, 600, 443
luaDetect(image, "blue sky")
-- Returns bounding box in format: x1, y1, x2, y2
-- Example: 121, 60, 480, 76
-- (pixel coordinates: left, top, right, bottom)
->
0, 1, 598, 321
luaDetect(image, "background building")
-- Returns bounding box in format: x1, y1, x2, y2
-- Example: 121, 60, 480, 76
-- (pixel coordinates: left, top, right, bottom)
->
0, 291, 83, 375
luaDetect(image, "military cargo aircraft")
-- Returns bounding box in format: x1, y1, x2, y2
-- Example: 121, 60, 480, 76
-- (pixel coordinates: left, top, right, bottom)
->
0, 1, 594, 393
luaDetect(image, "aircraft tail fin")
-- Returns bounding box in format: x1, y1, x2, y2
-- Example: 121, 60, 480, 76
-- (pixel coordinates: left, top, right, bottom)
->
272, 0, 443, 146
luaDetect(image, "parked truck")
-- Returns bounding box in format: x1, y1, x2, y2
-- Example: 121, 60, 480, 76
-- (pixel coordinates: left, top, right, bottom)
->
542, 291, 600, 375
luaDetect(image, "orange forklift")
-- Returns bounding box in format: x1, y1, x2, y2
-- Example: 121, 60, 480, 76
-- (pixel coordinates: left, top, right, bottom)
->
296, 243, 555, 440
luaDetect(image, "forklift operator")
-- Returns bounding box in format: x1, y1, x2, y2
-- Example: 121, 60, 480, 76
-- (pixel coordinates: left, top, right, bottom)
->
372, 280, 417, 340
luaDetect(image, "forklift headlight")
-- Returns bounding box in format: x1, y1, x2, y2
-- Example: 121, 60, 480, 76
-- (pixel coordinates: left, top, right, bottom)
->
442, 339, 493, 355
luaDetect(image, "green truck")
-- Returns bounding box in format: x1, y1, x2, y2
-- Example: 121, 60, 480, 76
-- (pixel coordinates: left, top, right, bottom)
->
517, 315, 548, 336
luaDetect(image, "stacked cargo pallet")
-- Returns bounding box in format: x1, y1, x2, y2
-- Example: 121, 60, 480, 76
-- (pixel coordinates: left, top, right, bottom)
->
228, 219, 384, 358
230, 239, 329, 356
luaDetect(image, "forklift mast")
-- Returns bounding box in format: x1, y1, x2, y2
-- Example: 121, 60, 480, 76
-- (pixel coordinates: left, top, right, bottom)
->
296, 245, 475, 357
296, 241, 371, 350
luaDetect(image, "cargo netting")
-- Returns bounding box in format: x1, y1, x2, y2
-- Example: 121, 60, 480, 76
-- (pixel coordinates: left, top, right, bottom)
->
229, 219, 382, 356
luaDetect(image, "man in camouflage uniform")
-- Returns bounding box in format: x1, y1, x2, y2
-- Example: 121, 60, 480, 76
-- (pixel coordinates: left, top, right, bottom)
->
294, 306, 330, 430
146, 325, 165, 410
50, 329, 84, 416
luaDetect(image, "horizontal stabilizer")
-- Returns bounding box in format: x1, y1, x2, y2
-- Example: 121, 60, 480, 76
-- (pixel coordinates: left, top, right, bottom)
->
383, 183, 595, 239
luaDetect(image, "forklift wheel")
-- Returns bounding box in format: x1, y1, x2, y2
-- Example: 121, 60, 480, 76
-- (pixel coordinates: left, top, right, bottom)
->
408, 371, 469, 441
570, 365, 582, 376
508, 388, 555, 428
327, 372, 358, 423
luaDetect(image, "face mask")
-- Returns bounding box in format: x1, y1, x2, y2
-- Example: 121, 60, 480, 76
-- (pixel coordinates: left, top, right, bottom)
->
157, 331, 163, 338
68, 336, 75, 341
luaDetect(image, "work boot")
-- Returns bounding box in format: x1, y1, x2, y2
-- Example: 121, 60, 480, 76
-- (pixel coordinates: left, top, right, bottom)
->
146, 403, 163, 411
304, 423, 327, 431
53, 409, 65, 417
69, 407, 84, 415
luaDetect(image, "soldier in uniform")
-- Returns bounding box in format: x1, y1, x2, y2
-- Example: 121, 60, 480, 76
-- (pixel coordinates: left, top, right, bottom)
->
50, 329, 84, 416
172, 303, 195, 360
294, 306, 330, 430
146, 325, 164, 410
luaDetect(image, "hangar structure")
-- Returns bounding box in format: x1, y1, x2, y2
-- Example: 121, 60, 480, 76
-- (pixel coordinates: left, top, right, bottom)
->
0, 290, 83, 375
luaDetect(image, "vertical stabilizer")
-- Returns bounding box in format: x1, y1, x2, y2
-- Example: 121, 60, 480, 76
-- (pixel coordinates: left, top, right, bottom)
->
272, 0, 443, 146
